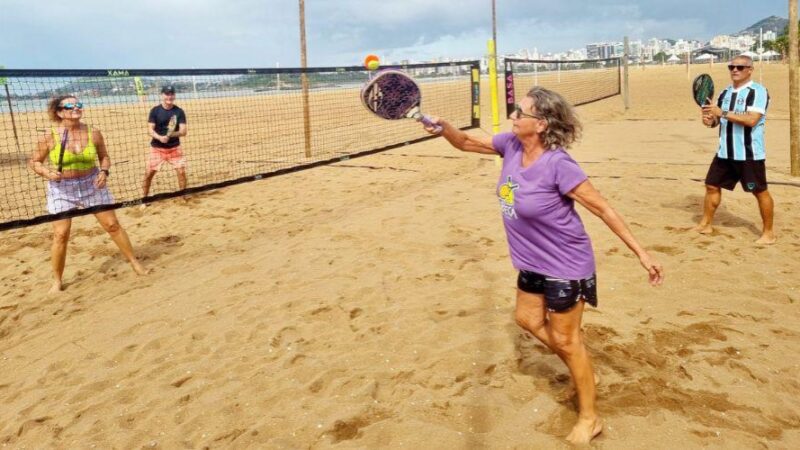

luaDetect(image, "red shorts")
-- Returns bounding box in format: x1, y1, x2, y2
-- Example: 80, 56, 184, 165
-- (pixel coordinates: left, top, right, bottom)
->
148, 146, 186, 171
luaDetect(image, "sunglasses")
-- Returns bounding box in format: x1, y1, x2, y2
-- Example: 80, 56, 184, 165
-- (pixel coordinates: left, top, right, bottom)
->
514, 104, 544, 120
727, 65, 751, 71
59, 102, 84, 110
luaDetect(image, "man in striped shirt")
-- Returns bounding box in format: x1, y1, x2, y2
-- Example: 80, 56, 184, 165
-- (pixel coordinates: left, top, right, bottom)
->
698, 55, 776, 244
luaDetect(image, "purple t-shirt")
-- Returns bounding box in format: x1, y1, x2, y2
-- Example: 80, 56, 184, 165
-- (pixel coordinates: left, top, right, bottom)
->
492, 132, 595, 280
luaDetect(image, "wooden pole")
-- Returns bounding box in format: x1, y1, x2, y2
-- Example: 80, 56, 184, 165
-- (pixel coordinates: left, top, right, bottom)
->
687, 49, 691, 79
623, 36, 630, 110
4, 84, 21, 153
490, 0, 501, 167
790, 0, 799, 176
299, 0, 312, 158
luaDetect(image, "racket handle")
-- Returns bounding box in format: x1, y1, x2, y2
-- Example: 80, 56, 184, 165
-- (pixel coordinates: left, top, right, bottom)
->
419, 115, 443, 134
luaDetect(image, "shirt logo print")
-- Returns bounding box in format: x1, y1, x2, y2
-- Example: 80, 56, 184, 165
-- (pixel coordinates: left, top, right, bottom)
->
497, 176, 519, 219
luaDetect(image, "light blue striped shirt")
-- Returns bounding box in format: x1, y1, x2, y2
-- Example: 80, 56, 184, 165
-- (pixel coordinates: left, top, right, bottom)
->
715, 81, 769, 161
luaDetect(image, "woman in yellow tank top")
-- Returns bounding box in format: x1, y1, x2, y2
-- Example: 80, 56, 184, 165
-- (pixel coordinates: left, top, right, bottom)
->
28, 95, 147, 293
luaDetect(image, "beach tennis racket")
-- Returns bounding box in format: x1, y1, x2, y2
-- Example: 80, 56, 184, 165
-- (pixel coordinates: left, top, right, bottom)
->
361, 69, 443, 133
165, 114, 178, 138
692, 74, 714, 106
56, 128, 68, 175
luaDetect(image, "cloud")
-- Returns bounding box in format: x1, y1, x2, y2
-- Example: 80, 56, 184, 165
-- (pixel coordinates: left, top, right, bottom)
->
0, 0, 788, 68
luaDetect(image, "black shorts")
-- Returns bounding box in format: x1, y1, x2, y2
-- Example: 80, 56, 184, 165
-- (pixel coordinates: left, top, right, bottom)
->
517, 270, 598, 313
705, 156, 768, 193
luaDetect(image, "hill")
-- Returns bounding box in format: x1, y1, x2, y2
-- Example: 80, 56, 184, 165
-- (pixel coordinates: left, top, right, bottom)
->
735, 15, 789, 36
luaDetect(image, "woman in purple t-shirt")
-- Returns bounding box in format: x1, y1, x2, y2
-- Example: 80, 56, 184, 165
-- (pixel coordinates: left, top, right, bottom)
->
423, 87, 664, 444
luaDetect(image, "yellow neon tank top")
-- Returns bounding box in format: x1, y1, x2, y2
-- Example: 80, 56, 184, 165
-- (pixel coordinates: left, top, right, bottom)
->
48, 126, 97, 170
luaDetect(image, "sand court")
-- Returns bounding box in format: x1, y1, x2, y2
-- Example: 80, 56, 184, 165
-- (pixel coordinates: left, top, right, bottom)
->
1, 63, 799, 448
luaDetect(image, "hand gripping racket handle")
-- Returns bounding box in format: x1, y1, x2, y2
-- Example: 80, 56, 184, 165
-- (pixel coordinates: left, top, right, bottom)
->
418, 115, 443, 134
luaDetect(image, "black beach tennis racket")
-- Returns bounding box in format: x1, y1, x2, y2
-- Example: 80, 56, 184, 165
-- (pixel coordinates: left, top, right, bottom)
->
56, 128, 68, 175
361, 69, 442, 133
692, 73, 714, 106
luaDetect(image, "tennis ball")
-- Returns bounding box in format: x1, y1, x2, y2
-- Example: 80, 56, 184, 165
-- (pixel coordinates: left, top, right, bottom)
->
364, 54, 380, 70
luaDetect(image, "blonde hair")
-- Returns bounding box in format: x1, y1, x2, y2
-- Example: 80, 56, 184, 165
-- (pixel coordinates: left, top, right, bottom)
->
526, 87, 582, 149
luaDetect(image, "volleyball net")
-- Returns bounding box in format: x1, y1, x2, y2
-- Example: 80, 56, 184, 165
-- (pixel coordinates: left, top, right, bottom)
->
0, 62, 480, 231
503, 57, 621, 116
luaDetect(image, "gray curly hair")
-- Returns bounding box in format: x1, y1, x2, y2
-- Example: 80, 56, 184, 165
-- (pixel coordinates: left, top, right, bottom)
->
526, 87, 582, 149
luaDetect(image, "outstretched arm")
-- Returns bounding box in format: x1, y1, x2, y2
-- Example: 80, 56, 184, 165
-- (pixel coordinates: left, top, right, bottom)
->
423, 117, 498, 155
567, 180, 664, 286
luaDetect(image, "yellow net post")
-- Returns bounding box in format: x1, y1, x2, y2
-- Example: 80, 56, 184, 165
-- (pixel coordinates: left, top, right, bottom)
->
488, 39, 500, 167
133, 76, 146, 105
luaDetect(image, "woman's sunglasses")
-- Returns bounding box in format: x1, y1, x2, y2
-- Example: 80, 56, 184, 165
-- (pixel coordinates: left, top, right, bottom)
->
59, 102, 84, 110
514, 104, 544, 120
727, 65, 751, 72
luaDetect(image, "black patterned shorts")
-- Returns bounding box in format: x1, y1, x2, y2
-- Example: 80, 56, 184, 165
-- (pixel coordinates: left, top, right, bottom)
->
517, 270, 598, 313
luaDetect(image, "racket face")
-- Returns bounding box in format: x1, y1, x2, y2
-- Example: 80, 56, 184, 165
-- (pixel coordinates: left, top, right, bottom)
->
692, 74, 714, 106
361, 70, 422, 120
166, 115, 178, 134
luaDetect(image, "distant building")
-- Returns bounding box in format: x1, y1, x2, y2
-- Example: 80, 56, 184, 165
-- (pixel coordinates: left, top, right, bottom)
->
586, 42, 617, 59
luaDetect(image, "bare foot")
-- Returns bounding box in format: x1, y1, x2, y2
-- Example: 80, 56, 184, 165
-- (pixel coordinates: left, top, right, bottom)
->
693, 224, 713, 235
566, 416, 603, 445
48, 280, 64, 294
131, 260, 150, 275
755, 233, 776, 245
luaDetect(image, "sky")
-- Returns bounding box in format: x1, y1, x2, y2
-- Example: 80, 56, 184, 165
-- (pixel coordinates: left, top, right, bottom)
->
0, 0, 789, 69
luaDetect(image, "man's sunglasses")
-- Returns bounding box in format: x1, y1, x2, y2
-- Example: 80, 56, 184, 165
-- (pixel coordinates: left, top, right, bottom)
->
59, 102, 84, 110
727, 65, 751, 72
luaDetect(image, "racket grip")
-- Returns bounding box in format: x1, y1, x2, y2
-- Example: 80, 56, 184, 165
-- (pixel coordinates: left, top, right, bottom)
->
419, 115, 443, 134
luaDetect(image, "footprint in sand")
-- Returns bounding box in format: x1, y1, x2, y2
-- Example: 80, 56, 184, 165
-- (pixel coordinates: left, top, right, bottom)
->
647, 245, 684, 256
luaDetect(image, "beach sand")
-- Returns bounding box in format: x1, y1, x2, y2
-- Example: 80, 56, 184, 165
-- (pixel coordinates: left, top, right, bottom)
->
1, 63, 800, 448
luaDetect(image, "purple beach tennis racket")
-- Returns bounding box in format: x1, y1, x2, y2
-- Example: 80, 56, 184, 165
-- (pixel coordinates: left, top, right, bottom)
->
360, 69, 442, 133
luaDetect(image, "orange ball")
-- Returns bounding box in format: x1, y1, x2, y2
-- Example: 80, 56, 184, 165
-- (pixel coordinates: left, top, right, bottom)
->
364, 54, 380, 70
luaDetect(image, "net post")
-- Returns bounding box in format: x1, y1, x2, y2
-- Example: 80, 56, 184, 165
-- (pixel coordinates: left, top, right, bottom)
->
623, 36, 630, 110
471, 63, 481, 129
298, 0, 312, 158
133, 76, 146, 106
2, 82, 21, 154
488, 40, 501, 167
488, 40, 500, 135
557, 58, 561, 83
504, 59, 515, 118
790, 0, 800, 176
300, 71, 312, 158
686, 49, 691, 80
